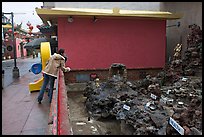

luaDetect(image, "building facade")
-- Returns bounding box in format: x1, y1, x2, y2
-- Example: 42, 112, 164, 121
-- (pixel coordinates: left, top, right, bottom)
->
38, 2, 202, 83
2, 25, 28, 59
43, 2, 202, 62
36, 3, 183, 82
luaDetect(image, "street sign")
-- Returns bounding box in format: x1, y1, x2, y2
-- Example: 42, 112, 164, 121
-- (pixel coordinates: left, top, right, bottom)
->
123, 104, 130, 111
169, 117, 184, 135
150, 93, 157, 100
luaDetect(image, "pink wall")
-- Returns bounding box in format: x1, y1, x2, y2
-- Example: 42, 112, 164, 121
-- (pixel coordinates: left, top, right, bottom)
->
4, 38, 26, 59
58, 17, 166, 70
16, 38, 27, 58
16, 38, 21, 58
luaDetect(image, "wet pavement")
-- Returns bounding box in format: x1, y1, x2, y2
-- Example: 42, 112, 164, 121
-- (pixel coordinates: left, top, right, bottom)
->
2, 56, 41, 88
2, 56, 50, 135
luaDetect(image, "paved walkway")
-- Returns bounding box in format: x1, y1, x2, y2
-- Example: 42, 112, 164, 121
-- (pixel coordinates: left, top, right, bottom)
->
2, 58, 50, 135
2, 56, 41, 88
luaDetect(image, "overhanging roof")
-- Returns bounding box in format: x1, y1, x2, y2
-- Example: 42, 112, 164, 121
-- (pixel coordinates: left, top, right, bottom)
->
36, 7, 183, 24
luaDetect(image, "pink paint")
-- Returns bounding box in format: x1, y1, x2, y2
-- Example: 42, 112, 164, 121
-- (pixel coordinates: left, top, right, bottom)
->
15, 38, 27, 58
58, 17, 166, 70
15, 38, 21, 58
3, 38, 27, 59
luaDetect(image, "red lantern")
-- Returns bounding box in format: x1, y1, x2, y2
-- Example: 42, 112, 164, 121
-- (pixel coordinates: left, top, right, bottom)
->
29, 25, 33, 31
14, 31, 17, 35
5, 33, 9, 39
8, 29, 12, 33
22, 39, 26, 43
27, 21, 31, 26
36, 25, 41, 29
5, 39, 8, 42
28, 30, 32, 35
26, 34, 31, 38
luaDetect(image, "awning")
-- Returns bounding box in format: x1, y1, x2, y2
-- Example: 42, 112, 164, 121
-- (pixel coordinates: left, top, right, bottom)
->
36, 7, 183, 25
24, 38, 48, 49
24, 38, 57, 49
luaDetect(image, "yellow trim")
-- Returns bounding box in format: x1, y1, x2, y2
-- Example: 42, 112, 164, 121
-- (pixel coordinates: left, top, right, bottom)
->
2, 24, 28, 33
2, 24, 12, 28
36, 7, 182, 20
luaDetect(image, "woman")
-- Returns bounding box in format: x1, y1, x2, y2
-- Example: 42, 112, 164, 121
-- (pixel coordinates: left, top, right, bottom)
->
37, 49, 70, 104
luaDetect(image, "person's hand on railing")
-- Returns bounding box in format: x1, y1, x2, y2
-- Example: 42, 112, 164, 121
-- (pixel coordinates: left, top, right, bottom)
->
65, 67, 71, 72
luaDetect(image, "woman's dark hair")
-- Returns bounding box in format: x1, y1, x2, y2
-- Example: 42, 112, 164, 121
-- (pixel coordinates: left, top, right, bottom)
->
64, 56, 68, 62
58, 48, 68, 62
58, 49, 65, 55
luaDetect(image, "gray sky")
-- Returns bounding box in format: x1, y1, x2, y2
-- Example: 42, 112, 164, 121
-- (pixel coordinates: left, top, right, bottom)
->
2, 2, 43, 32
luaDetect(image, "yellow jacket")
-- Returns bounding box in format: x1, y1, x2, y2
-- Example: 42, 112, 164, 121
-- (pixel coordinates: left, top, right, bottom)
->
42, 53, 70, 77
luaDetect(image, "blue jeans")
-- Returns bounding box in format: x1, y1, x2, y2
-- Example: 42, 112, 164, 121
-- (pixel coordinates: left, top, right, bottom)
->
37, 73, 56, 103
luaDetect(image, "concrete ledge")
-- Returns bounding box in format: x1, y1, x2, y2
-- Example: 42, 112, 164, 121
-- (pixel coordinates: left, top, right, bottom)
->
64, 68, 162, 84
66, 83, 87, 92
58, 70, 73, 135
48, 70, 73, 135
